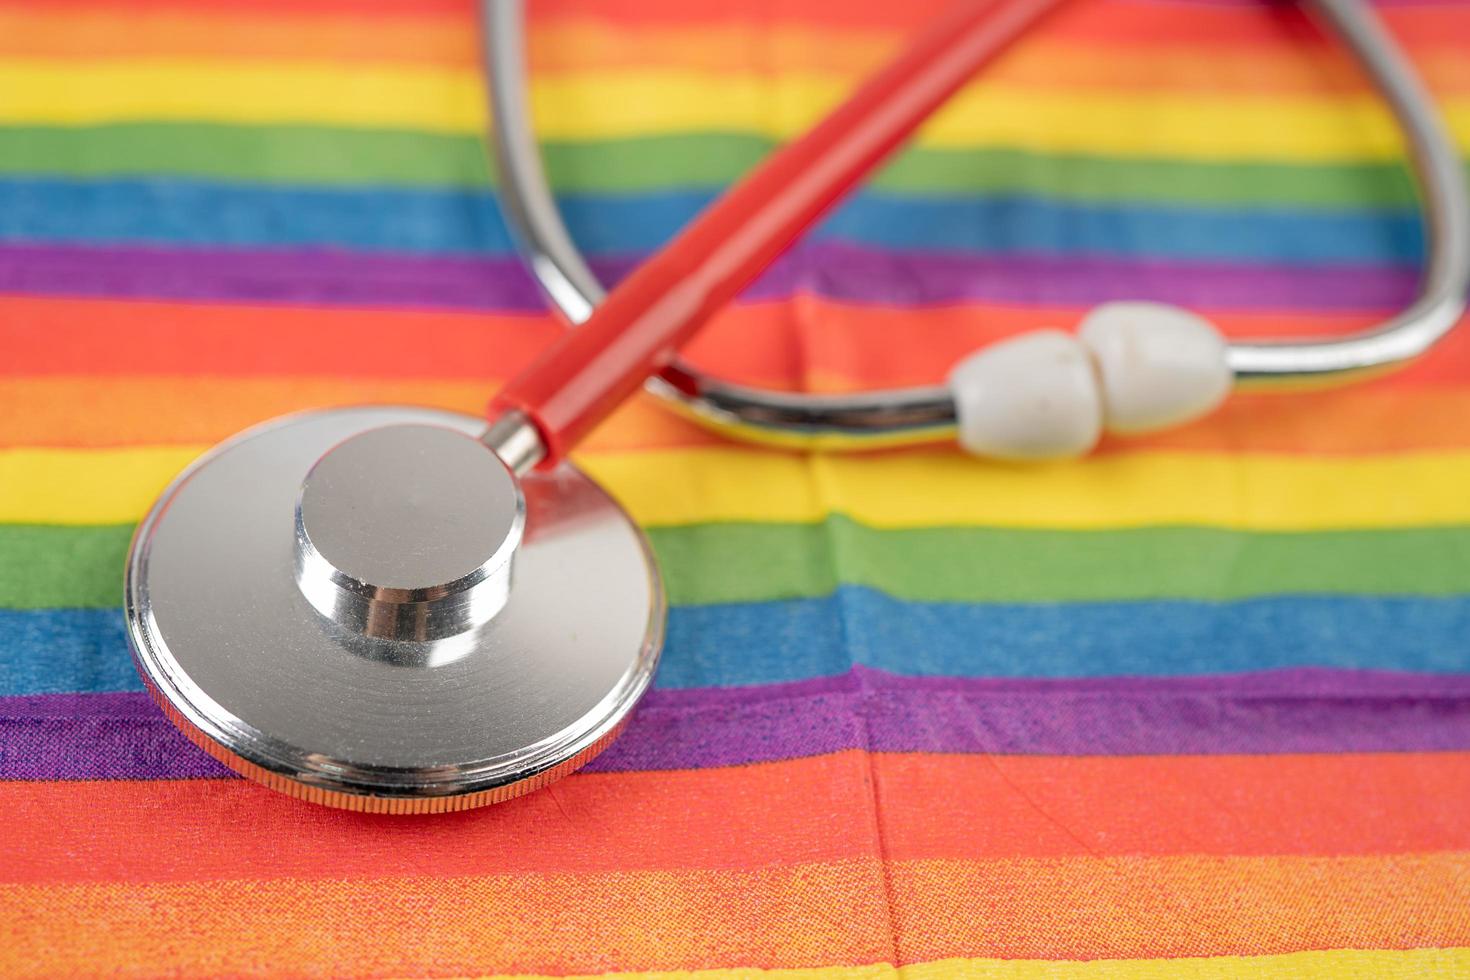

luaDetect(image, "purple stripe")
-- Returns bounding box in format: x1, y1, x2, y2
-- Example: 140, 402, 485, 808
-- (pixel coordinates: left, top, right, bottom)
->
6, 668, 1470, 781
0, 242, 1416, 312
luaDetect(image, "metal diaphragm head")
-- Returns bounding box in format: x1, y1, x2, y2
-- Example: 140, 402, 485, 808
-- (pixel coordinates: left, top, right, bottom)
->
125, 406, 664, 813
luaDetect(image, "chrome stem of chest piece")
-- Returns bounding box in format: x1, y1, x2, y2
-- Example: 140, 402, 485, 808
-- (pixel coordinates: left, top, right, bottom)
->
293, 423, 527, 646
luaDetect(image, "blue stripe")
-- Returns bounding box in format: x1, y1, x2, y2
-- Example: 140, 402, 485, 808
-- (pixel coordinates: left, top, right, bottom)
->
4, 590, 1468, 696
0, 178, 1423, 264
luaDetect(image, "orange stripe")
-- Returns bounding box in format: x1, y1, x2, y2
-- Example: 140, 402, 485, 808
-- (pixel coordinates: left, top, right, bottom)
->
8, 754, 1469, 886
519, 35, 1470, 95
0, 863, 892, 975
0, 8, 471, 65
1103, 386, 1470, 455
3, 0, 473, 16
887, 854, 1470, 960
2, 10, 1466, 96
9, 376, 1470, 455
5, 295, 1470, 456
0, 377, 721, 452
2, 855, 1467, 973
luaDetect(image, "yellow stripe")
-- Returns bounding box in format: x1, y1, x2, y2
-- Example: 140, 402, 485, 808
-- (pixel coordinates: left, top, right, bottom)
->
454, 948, 1470, 980
2, 59, 1469, 159
7, 444, 1470, 530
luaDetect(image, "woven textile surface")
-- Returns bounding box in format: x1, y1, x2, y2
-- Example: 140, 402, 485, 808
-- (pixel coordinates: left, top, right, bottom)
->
3, 0, 1470, 975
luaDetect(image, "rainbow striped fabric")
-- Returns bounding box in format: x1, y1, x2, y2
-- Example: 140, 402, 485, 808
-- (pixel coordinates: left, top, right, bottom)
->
5, 0, 1470, 974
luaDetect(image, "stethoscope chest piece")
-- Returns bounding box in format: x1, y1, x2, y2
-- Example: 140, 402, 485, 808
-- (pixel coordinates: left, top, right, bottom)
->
125, 406, 664, 813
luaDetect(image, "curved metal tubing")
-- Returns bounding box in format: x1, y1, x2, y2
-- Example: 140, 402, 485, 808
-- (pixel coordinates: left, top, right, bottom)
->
483, 0, 1470, 447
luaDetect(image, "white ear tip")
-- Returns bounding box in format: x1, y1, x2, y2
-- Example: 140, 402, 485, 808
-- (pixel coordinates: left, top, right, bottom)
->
948, 329, 1102, 460
1078, 301, 1233, 435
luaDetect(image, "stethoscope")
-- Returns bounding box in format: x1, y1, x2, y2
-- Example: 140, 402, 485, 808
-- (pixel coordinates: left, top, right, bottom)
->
126, 0, 1470, 812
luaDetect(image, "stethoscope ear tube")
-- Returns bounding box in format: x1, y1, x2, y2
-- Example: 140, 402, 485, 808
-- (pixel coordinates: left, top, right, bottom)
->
1225, 0, 1470, 381
486, 0, 1470, 451
486, 0, 1071, 464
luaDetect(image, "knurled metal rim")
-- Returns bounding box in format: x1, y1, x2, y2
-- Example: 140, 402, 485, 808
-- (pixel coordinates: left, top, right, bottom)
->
132, 666, 637, 814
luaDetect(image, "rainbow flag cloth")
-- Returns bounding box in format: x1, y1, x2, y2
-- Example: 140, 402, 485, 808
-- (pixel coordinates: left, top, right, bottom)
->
4, 0, 1470, 974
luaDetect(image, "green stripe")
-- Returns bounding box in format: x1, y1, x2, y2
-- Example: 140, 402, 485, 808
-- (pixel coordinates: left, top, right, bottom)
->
0, 525, 132, 609
0, 123, 1440, 208
7, 521, 1470, 610
0, 125, 492, 189
648, 521, 1470, 605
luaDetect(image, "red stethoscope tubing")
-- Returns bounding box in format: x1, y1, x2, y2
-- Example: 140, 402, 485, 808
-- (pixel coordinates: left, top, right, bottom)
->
490, 0, 1068, 464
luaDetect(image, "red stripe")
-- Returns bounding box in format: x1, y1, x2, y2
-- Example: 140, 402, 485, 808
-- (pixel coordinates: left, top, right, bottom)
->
5, 295, 1462, 387
8, 752, 1469, 885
